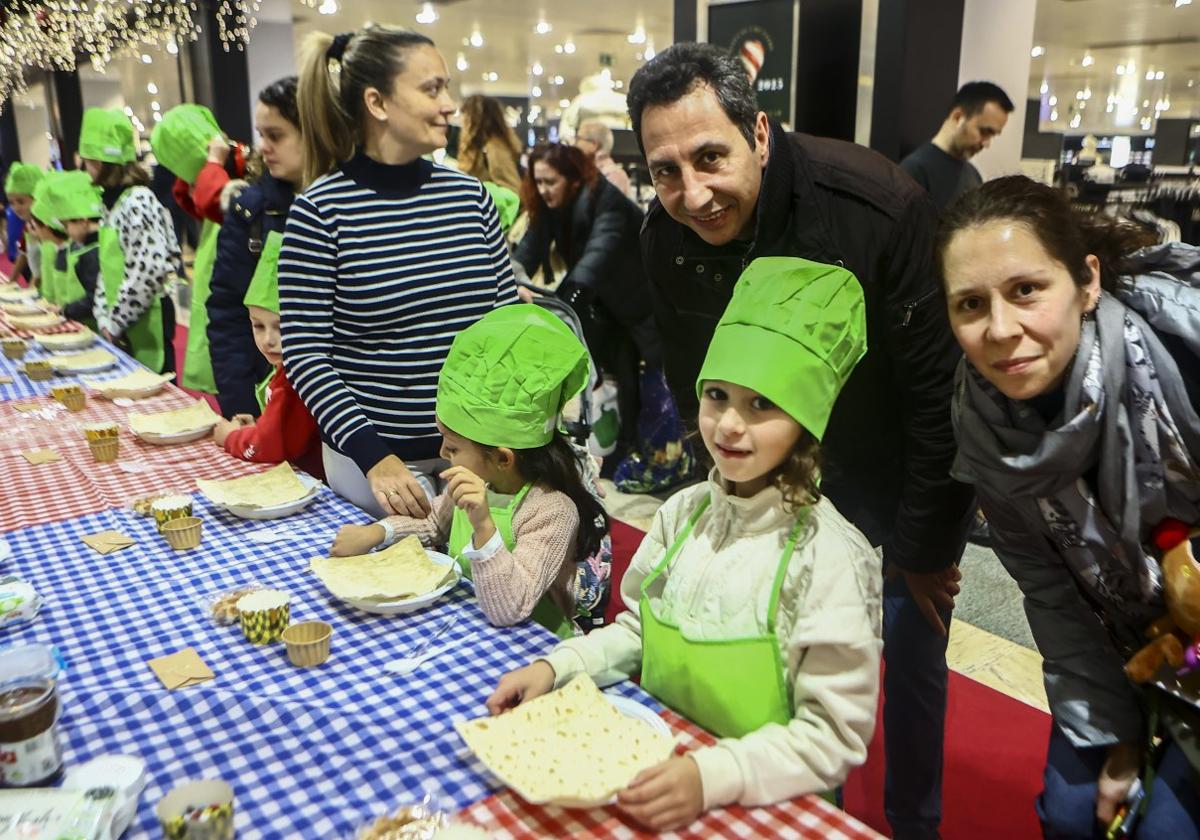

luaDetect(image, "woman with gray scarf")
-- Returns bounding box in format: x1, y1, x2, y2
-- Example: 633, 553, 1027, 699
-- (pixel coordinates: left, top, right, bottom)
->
939, 176, 1200, 838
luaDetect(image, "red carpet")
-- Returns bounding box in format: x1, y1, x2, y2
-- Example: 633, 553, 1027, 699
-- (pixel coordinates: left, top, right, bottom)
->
608, 518, 1051, 840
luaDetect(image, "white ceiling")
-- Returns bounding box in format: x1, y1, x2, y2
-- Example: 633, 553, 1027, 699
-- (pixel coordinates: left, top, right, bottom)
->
1029, 0, 1200, 132
285, 0, 674, 116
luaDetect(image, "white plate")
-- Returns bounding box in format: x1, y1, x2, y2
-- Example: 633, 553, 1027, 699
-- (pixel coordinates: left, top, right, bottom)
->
39, 332, 97, 353
50, 354, 117, 374
0, 287, 38, 302
132, 424, 215, 445
338, 550, 460, 616
220, 475, 323, 520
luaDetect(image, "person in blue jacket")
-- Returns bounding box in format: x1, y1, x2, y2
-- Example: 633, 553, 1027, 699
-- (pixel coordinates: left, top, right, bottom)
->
207, 76, 300, 417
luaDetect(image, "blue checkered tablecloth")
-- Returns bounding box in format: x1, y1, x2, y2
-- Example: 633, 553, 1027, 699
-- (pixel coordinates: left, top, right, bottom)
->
0, 337, 148, 401
0, 487, 658, 838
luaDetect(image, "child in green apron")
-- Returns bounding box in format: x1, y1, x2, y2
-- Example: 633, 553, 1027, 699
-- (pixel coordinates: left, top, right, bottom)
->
4, 162, 44, 284
80, 107, 180, 374
29, 173, 69, 303
331, 304, 609, 638
488, 258, 884, 831
151, 104, 227, 394
40, 171, 103, 326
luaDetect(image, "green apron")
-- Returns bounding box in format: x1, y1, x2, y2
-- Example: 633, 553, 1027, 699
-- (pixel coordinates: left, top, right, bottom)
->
639, 495, 803, 739
254, 367, 277, 413
62, 242, 96, 319
448, 484, 575, 640
181, 218, 219, 393
38, 241, 62, 305
99, 194, 165, 372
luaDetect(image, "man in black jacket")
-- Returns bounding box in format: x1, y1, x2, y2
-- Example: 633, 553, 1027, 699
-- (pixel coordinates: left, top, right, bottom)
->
629, 44, 974, 839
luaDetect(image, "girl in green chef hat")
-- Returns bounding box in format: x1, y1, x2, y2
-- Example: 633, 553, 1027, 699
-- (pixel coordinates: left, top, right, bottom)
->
331, 304, 609, 639
488, 257, 883, 831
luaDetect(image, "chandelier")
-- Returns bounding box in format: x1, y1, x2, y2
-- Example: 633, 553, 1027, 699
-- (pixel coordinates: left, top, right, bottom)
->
0, 1, 262, 110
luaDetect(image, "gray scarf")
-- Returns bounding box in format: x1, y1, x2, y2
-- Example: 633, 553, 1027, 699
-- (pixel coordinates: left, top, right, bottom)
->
954, 290, 1200, 623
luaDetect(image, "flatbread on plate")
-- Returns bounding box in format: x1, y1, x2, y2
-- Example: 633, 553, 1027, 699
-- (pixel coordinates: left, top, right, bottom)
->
310, 536, 454, 601
0, 286, 38, 301
37, 328, 96, 351
128, 398, 218, 437
456, 674, 676, 806
49, 348, 116, 372
197, 462, 311, 509
85, 368, 173, 398
6, 311, 64, 330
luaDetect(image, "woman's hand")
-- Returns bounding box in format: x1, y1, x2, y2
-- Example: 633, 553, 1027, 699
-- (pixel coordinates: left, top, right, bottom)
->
617, 755, 704, 832
1096, 742, 1140, 826
367, 454, 432, 517
485, 661, 556, 715
441, 466, 496, 547
330, 523, 386, 557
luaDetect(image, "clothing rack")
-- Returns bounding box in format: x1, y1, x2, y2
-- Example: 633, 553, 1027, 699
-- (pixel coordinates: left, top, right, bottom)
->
1070, 172, 1200, 245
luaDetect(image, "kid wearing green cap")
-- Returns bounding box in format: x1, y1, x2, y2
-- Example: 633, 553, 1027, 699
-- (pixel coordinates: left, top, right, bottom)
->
29, 173, 70, 302
212, 232, 323, 478
4, 162, 43, 284
488, 258, 883, 831
331, 304, 610, 638
80, 107, 182, 374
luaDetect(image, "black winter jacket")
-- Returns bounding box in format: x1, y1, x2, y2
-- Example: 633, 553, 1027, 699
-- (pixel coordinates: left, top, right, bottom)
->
514, 177, 655, 331
207, 172, 293, 417
641, 121, 974, 573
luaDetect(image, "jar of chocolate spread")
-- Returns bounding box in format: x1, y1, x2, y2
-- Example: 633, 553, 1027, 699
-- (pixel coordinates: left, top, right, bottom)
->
0, 676, 62, 786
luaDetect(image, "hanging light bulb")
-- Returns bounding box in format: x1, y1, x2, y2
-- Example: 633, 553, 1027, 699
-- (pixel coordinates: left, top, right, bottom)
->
532, 61, 543, 76
535, 20, 552, 35
562, 39, 576, 54
470, 29, 485, 48
456, 52, 469, 71
416, 3, 438, 24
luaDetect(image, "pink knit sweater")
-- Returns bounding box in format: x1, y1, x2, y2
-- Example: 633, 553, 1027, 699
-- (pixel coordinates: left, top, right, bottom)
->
379, 485, 579, 626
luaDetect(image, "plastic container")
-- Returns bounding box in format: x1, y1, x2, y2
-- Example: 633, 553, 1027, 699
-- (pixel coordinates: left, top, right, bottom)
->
156, 779, 235, 840
63, 754, 148, 840
0, 644, 65, 787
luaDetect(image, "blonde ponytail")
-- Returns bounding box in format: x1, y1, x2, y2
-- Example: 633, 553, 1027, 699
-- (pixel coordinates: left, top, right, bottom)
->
298, 31, 355, 187
297, 25, 436, 187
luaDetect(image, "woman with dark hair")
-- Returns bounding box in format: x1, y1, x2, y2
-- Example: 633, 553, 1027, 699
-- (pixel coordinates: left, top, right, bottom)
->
514, 143, 686, 491
79, 107, 181, 374
457, 94, 522, 192
207, 76, 302, 418
939, 175, 1200, 838
280, 26, 517, 518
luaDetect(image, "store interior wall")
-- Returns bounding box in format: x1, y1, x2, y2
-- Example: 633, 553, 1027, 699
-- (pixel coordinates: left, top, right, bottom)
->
957, 0, 1036, 179
246, 19, 298, 136
1154, 118, 1195, 166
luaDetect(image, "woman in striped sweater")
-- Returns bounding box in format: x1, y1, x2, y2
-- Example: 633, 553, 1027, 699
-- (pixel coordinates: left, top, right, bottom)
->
280, 25, 518, 517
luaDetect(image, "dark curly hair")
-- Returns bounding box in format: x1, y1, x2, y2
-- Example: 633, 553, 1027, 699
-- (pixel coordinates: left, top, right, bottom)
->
936, 175, 1158, 294
258, 75, 299, 128
627, 42, 759, 154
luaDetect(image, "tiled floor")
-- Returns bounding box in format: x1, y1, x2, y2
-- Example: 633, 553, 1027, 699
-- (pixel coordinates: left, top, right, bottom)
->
601, 479, 1050, 714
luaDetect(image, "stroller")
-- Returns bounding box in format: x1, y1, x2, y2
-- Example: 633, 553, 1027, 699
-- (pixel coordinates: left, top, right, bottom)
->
517, 278, 613, 631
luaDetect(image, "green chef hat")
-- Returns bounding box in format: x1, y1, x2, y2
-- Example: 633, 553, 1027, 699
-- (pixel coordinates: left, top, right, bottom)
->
483, 181, 520, 234
437, 304, 589, 449
79, 108, 136, 164
30, 172, 66, 233
243, 231, 283, 314
151, 104, 222, 184
44, 170, 103, 221
697, 257, 868, 441
4, 162, 44, 197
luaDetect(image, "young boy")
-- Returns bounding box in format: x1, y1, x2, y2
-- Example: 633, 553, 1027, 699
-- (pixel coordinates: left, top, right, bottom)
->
212, 231, 323, 479
29, 174, 69, 302
3, 162, 42, 284
42, 171, 103, 326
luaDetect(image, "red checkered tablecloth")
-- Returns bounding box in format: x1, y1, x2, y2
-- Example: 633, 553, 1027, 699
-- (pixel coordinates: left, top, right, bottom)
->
459, 708, 883, 839
0, 388, 266, 531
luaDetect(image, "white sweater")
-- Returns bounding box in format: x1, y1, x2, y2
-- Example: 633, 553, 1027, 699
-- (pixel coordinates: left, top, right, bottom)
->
543, 472, 882, 810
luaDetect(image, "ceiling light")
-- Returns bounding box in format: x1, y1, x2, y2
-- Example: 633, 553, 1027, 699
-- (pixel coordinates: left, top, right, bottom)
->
469, 30, 484, 48
628, 25, 646, 45
151, 101, 160, 111
535, 20, 552, 35
1081, 54, 1093, 67
416, 3, 438, 24
123, 106, 134, 116
1040, 81, 1048, 94
1146, 69, 1155, 80
1116, 64, 1126, 76
559, 98, 571, 107
1050, 109, 1059, 121
167, 41, 179, 56
1155, 70, 1165, 80
1106, 104, 1114, 113
1144, 99, 1150, 106
552, 74, 564, 85
562, 39, 575, 54
554, 44, 563, 54
456, 53, 469, 71
1031, 45, 1045, 58
153, 112, 163, 122
1070, 114, 1081, 128
1049, 95, 1058, 106
147, 82, 158, 94
318, 0, 338, 14
1176, 0, 1191, 7
532, 61, 543, 76
644, 43, 656, 60
531, 85, 542, 97
614, 80, 623, 89
141, 54, 152, 64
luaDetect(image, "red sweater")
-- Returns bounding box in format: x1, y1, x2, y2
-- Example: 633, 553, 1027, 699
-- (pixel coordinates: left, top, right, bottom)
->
171, 156, 242, 224
224, 365, 325, 479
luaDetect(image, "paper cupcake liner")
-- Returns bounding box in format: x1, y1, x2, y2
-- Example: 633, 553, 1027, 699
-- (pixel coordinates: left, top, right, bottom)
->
153, 501, 194, 532
2, 341, 27, 360
157, 780, 235, 840
162, 517, 202, 550
88, 438, 120, 463
83, 422, 120, 442
23, 362, 53, 381
281, 621, 332, 667
239, 603, 290, 645
60, 392, 87, 412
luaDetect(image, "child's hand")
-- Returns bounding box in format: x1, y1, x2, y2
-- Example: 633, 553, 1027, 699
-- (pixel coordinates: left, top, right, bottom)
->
485, 660, 556, 715
441, 466, 496, 546
231, 414, 255, 428
617, 755, 704, 832
212, 418, 237, 446
330, 524, 385, 557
